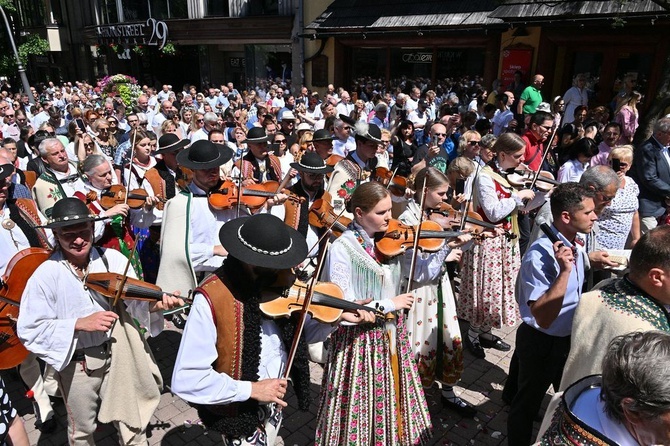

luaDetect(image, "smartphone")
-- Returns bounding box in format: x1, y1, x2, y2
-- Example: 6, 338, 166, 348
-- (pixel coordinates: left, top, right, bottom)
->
455, 179, 465, 195
611, 158, 621, 172
431, 135, 438, 146
75, 118, 86, 133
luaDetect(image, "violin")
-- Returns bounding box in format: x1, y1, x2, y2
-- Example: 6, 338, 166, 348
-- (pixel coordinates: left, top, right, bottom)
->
0, 247, 51, 369
260, 280, 385, 324
308, 191, 351, 237
505, 168, 559, 193
98, 185, 166, 210
325, 154, 343, 178
375, 219, 462, 258
208, 180, 304, 213
85, 273, 191, 304
427, 203, 500, 237
176, 167, 194, 191
372, 167, 407, 197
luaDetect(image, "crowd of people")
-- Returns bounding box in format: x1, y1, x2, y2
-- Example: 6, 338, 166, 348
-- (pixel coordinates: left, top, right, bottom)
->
0, 71, 670, 446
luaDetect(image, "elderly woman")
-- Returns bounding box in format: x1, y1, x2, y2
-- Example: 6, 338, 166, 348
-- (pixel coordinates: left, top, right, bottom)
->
596, 145, 640, 250
90, 118, 118, 159
540, 331, 670, 445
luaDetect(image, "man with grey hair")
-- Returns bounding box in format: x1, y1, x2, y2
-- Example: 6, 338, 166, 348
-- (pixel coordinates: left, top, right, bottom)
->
190, 111, 219, 143
32, 137, 86, 217
530, 165, 621, 271
152, 99, 176, 136
632, 116, 670, 233
331, 117, 355, 158
538, 331, 670, 445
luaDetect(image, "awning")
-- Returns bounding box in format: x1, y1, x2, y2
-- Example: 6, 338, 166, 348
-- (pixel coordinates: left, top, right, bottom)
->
306, 0, 505, 34
489, 0, 669, 22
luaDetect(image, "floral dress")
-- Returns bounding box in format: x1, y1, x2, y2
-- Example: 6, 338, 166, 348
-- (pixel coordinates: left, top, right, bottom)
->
399, 200, 464, 387
315, 224, 432, 445
457, 164, 522, 329
596, 176, 639, 250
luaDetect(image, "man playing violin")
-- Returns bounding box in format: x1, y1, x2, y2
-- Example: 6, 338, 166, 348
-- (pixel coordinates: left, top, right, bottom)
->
233, 127, 283, 185
172, 214, 372, 445
32, 137, 87, 218
271, 151, 333, 280
76, 154, 160, 279
326, 122, 383, 215
18, 198, 184, 446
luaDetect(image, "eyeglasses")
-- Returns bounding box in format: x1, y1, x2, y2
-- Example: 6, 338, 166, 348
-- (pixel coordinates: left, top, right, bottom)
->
433, 133, 446, 137
341, 126, 351, 131
84, 142, 94, 148
97, 128, 109, 133
539, 125, 553, 131
468, 140, 481, 146
275, 139, 287, 144
196, 119, 204, 123
598, 191, 617, 202
381, 140, 391, 145
140, 122, 148, 126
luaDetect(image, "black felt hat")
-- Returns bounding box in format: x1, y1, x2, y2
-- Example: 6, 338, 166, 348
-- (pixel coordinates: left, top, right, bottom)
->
176, 140, 233, 170
354, 122, 383, 144
290, 151, 333, 175
219, 214, 307, 269
242, 127, 271, 144
42, 197, 101, 229
0, 163, 13, 181
156, 133, 190, 154
312, 129, 334, 142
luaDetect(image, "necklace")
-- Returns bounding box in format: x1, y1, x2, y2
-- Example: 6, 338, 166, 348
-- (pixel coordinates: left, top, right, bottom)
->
65, 257, 90, 280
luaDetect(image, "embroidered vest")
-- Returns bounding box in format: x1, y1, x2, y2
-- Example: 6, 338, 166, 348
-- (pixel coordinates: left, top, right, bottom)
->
193, 270, 312, 438
237, 154, 283, 183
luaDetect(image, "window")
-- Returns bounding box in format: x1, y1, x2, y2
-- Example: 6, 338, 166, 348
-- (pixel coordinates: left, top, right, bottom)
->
206, 0, 230, 17
16, 0, 46, 28
150, 0, 188, 19
97, 0, 118, 25
121, 0, 149, 21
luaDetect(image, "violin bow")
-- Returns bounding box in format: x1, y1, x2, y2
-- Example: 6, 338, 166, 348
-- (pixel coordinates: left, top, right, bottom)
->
294, 202, 348, 279
112, 129, 139, 307
527, 114, 562, 191
460, 160, 482, 232
281, 235, 332, 382
386, 166, 399, 192
405, 178, 427, 295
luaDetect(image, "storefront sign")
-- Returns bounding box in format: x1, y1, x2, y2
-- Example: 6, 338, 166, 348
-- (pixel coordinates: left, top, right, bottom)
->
229, 58, 246, 68
402, 52, 432, 64
95, 18, 169, 50
500, 46, 533, 87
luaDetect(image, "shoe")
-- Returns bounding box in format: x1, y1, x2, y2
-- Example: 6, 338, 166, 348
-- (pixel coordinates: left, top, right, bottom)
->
464, 335, 486, 359
441, 396, 477, 418
37, 416, 57, 433
479, 334, 511, 351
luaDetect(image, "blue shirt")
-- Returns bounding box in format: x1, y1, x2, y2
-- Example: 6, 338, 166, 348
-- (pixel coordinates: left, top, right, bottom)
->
517, 225, 586, 337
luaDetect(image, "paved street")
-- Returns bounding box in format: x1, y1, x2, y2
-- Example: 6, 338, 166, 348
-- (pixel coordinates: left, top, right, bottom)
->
2, 318, 552, 445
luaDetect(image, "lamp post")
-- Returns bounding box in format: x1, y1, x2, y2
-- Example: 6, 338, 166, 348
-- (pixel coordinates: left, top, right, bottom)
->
0, 5, 33, 104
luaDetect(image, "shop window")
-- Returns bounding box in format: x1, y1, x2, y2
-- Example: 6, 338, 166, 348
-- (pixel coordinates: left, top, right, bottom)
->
207, 0, 230, 17
121, 0, 150, 21
390, 48, 432, 84
16, 0, 46, 28
572, 52, 603, 104
96, 0, 118, 24
351, 48, 387, 83
435, 48, 485, 80
150, 0, 188, 19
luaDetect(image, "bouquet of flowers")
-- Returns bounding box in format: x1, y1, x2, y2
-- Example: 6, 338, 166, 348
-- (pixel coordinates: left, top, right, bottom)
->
97, 74, 141, 109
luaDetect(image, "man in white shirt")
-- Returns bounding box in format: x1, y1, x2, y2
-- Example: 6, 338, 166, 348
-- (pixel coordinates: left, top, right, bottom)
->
335, 91, 354, 118
18, 197, 183, 445
331, 117, 356, 158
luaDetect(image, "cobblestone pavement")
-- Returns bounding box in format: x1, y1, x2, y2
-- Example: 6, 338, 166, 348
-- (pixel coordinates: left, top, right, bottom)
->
2, 318, 552, 445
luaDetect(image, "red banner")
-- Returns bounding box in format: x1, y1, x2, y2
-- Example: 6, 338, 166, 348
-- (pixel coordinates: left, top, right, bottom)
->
500, 47, 533, 87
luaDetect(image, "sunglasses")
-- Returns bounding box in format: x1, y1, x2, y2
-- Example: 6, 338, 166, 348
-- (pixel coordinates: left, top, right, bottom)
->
468, 140, 481, 146
197, 119, 204, 123
433, 133, 446, 137
140, 122, 148, 126
275, 139, 287, 144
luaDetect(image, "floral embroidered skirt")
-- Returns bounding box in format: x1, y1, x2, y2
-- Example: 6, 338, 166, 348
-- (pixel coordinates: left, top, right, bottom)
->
407, 274, 464, 387
315, 316, 432, 446
457, 235, 521, 329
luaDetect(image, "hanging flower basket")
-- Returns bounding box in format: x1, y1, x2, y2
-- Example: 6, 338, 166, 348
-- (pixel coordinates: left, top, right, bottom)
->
97, 74, 141, 109
161, 43, 176, 56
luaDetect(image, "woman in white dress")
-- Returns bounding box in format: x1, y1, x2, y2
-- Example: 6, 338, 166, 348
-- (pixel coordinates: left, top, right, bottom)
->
399, 166, 476, 417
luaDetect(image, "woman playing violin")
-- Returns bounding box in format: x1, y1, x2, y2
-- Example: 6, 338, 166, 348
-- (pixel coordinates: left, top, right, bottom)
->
398, 167, 476, 417
316, 181, 432, 445
458, 132, 534, 360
